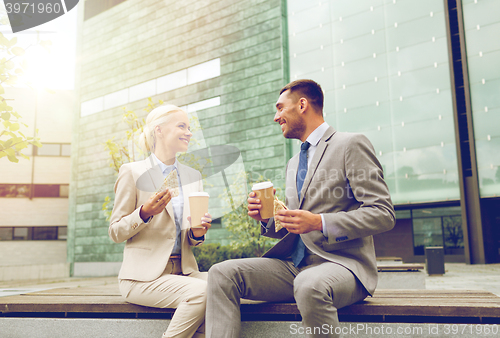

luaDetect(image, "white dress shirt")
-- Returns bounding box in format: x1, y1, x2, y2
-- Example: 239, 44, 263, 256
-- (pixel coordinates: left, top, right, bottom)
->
152, 153, 184, 255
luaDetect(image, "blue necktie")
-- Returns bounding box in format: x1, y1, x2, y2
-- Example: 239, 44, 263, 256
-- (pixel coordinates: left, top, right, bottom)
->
291, 141, 310, 267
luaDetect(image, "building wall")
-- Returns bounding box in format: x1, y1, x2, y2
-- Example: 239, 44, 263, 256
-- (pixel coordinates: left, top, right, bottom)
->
0, 88, 72, 278
69, 0, 288, 271
373, 219, 414, 263
0, 88, 72, 228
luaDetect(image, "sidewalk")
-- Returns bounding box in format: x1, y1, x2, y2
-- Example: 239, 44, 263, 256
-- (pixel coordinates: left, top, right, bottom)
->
425, 263, 500, 296
1, 263, 500, 297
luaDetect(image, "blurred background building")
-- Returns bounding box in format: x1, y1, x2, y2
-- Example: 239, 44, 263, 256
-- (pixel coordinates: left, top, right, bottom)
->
64, 0, 500, 277
0, 88, 73, 281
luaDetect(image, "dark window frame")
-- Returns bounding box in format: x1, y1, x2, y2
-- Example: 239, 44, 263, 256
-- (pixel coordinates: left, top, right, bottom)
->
0, 226, 68, 241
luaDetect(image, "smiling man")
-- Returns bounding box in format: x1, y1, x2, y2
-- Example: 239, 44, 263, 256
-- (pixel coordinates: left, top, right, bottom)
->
206, 79, 395, 338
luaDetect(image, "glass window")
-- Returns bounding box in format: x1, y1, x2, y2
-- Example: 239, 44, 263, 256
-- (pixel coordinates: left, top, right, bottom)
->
59, 184, 69, 197
61, 144, 71, 156
187, 59, 221, 85
58, 226, 68, 240
13, 227, 31, 240
157, 69, 188, 93
36, 143, 61, 156
412, 206, 461, 218
411, 206, 463, 255
412, 217, 443, 255
0, 184, 31, 198
186, 97, 221, 113
129, 79, 156, 103
462, 0, 500, 197
34, 185, 60, 198
395, 209, 411, 219
33, 227, 58, 240
0, 228, 13, 241
443, 216, 464, 255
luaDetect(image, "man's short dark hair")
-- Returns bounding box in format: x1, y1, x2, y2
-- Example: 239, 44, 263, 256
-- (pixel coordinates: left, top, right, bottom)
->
280, 79, 324, 113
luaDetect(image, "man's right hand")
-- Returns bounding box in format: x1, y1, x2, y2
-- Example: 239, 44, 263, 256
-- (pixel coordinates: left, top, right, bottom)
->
247, 189, 276, 223
140, 189, 172, 221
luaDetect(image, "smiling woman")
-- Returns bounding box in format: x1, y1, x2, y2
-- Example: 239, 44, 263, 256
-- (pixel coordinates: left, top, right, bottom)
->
109, 104, 213, 338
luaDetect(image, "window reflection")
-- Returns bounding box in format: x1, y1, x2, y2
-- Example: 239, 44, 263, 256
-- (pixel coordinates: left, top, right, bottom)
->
411, 206, 464, 255
413, 217, 443, 255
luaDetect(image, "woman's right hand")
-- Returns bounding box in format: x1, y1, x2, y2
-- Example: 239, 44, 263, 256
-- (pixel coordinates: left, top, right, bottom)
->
140, 189, 172, 221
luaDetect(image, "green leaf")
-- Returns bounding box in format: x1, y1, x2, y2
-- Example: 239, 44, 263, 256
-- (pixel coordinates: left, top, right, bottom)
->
3, 120, 11, 128
1, 112, 10, 121
11, 47, 25, 56
7, 154, 19, 162
19, 153, 29, 160
4, 148, 18, 163
9, 123, 19, 131
14, 141, 27, 150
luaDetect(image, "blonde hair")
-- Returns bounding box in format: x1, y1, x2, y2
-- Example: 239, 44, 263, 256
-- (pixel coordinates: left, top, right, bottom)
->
138, 104, 186, 153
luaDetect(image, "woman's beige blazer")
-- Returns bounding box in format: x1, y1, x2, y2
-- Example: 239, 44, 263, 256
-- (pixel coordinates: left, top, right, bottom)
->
109, 156, 204, 281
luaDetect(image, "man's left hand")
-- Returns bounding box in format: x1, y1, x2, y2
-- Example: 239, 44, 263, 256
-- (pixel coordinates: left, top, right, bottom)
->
275, 209, 322, 234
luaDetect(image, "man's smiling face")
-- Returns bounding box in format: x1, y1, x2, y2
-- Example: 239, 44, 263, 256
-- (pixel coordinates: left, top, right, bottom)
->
274, 89, 306, 140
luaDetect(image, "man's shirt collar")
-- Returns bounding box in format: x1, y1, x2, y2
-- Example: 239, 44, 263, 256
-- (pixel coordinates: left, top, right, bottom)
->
305, 122, 329, 147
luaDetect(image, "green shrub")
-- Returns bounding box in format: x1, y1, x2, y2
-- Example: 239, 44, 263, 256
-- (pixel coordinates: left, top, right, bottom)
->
192, 243, 257, 272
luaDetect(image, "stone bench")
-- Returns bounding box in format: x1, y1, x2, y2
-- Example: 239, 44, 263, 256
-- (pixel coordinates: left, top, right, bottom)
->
1, 283, 500, 337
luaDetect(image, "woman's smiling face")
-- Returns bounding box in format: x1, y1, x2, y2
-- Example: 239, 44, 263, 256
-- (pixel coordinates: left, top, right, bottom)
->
157, 110, 192, 154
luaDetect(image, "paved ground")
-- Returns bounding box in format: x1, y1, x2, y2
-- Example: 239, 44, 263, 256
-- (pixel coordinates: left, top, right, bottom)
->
425, 262, 500, 296
1, 263, 500, 297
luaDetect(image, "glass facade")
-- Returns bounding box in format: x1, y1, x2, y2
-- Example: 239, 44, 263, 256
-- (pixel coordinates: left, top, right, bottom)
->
462, 0, 500, 197
411, 206, 464, 255
395, 206, 464, 257
287, 0, 461, 204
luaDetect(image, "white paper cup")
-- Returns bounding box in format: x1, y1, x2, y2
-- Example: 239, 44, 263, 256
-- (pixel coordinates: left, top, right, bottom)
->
252, 182, 274, 219
189, 192, 210, 228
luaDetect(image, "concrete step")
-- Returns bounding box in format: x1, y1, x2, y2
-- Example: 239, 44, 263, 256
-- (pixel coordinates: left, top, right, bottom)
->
1, 318, 497, 338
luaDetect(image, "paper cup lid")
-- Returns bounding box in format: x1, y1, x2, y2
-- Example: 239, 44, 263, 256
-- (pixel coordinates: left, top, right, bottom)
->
189, 192, 210, 197
252, 182, 273, 190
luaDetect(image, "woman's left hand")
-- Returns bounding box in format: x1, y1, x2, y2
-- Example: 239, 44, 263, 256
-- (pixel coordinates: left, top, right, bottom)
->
188, 213, 212, 238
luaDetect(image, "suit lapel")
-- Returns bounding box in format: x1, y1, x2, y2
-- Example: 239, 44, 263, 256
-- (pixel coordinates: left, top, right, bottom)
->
299, 127, 336, 208
145, 155, 163, 191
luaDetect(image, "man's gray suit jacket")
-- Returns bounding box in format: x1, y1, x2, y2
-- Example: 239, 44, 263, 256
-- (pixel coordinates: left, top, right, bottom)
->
262, 126, 395, 295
